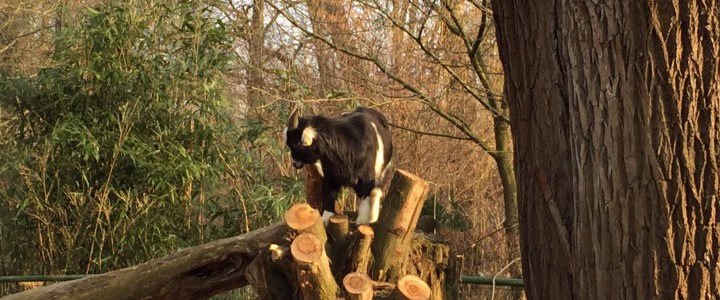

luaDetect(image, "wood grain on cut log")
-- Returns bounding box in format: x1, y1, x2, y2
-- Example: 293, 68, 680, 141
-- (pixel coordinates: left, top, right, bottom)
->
371, 169, 429, 282
304, 164, 324, 210
350, 224, 375, 274
2, 222, 288, 300
389, 275, 431, 300
343, 272, 374, 300
291, 233, 339, 300
286, 203, 327, 244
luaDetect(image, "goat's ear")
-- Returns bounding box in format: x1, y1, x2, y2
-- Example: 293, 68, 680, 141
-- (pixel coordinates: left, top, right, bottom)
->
288, 106, 300, 129
301, 127, 316, 146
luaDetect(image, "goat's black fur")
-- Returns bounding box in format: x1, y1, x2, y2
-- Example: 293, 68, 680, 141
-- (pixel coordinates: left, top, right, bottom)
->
284, 106, 393, 224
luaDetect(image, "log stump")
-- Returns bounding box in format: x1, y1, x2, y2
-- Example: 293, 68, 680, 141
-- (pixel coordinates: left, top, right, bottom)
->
343, 272, 374, 300
389, 275, 432, 300
292, 233, 339, 300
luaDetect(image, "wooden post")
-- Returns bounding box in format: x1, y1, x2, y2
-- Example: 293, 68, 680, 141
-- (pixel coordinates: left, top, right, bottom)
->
370, 170, 429, 282
350, 225, 375, 274
343, 272, 374, 300
291, 233, 338, 300
389, 275, 431, 300
304, 164, 324, 210
286, 203, 327, 244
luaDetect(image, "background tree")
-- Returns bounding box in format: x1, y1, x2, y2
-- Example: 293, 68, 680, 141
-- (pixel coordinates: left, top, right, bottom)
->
491, 0, 719, 299
266, 0, 521, 285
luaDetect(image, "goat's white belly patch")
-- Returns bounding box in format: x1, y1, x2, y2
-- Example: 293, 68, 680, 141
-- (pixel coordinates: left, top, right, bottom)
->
370, 122, 385, 181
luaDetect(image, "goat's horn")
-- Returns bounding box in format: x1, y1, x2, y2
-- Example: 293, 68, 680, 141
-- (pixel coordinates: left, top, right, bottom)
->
288, 105, 300, 129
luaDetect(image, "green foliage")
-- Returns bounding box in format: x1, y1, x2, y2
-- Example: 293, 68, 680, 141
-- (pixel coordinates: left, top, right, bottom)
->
0, 1, 238, 274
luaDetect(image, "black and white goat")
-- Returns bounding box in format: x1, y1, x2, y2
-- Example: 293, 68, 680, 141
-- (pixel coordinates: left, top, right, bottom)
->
283, 106, 393, 225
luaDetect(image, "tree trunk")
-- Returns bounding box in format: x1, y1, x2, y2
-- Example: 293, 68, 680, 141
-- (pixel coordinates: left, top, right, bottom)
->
490, 0, 720, 299
247, 0, 265, 109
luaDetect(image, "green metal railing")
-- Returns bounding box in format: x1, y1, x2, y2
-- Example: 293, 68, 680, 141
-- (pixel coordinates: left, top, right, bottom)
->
459, 276, 523, 287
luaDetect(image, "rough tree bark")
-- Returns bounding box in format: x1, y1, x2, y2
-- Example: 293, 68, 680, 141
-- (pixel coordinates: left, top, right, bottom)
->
490, 1, 719, 299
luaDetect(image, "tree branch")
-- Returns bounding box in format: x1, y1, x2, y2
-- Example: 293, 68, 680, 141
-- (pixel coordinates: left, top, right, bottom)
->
266, 1, 494, 152
389, 122, 473, 141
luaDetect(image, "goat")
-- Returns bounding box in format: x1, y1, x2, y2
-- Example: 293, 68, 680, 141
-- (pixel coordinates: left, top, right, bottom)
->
283, 106, 393, 225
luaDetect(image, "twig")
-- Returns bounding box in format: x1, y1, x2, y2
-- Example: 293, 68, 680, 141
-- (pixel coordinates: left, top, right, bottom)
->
389, 122, 472, 141
491, 257, 521, 300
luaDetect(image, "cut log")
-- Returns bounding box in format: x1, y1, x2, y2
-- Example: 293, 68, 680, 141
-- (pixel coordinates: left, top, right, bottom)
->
343, 272, 374, 300
304, 164, 324, 210
291, 233, 338, 300
371, 169, 429, 282
286, 203, 328, 244
328, 214, 350, 244
350, 224, 375, 274
389, 275, 431, 300
2, 222, 288, 300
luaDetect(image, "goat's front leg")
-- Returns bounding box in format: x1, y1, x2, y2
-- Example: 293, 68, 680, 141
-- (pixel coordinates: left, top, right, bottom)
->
321, 180, 339, 226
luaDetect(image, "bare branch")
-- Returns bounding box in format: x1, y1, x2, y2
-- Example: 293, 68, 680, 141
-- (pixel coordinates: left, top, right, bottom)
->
265, 0, 494, 152
389, 122, 473, 141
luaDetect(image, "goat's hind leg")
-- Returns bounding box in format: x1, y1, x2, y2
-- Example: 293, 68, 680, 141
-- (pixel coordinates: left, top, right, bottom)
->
354, 181, 377, 225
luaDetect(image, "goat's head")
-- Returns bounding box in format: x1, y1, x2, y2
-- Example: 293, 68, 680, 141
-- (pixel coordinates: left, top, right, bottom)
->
284, 106, 319, 169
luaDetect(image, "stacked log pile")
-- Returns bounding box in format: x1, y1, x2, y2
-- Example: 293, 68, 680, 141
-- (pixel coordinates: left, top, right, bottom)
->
3, 169, 456, 300
246, 169, 456, 300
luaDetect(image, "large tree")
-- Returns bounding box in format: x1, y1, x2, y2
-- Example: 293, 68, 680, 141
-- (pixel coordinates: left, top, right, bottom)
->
491, 1, 719, 299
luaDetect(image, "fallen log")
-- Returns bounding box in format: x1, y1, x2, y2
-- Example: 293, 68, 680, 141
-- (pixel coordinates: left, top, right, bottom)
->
2, 222, 288, 300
